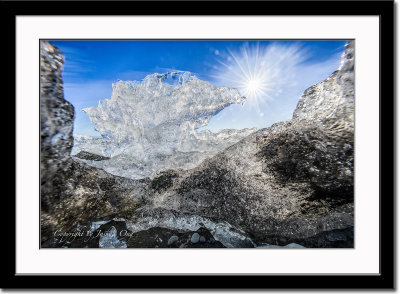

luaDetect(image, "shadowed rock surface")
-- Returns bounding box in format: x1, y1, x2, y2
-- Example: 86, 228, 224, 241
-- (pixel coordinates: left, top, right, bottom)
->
42, 220, 225, 248
40, 41, 75, 213
126, 226, 226, 248
74, 151, 111, 161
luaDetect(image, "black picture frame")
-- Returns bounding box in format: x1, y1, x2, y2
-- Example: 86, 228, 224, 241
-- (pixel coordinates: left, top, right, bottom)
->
4, 0, 394, 289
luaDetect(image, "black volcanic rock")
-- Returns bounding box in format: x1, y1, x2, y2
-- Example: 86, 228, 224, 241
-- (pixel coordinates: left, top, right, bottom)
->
293, 227, 354, 248
43, 220, 225, 248
259, 121, 353, 198
40, 41, 75, 213
125, 226, 225, 248
74, 151, 110, 161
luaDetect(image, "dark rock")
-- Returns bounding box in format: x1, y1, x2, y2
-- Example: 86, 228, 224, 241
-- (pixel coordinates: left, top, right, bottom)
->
74, 151, 110, 161
151, 170, 178, 192
293, 227, 354, 248
40, 41, 74, 213
191, 232, 200, 243
168, 235, 179, 245
125, 227, 225, 248
260, 122, 353, 197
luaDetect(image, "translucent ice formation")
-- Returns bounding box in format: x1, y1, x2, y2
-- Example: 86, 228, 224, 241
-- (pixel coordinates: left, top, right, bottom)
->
83, 71, 246, 146
98, 226, 127, 248
73, 128, 255, 179
74, 72, 255, 179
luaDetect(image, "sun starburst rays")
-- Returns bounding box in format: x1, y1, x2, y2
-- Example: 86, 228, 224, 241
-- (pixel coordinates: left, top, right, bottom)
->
213, 43, 306, 110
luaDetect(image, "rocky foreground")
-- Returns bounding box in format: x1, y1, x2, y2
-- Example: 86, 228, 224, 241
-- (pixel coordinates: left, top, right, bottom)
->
40, 41, 354, 248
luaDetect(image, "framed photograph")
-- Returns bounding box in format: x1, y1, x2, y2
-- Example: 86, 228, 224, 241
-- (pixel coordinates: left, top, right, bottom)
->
6, 0, 394, 289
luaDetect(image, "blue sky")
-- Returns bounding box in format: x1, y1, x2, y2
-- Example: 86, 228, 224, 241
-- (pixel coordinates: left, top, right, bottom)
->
50, 40, 347, 137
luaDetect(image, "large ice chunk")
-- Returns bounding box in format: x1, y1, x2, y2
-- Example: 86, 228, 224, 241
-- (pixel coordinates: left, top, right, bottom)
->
75, 72, 253, 179
73, 128, 255, 179
83, 71, 246, 145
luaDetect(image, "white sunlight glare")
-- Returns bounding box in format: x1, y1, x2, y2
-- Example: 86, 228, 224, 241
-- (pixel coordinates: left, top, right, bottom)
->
213, 42, 307, 108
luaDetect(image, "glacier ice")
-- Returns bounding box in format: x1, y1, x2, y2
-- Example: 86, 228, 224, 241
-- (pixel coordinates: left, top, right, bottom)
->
98, 226, 127, 248
73, 71, 255, 179
73, 127, 256, 179
89, 220, 111, 232
83, 71, 246, 145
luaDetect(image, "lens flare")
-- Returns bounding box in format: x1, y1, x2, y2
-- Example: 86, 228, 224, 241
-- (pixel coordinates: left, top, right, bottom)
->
213, 43, 306, 108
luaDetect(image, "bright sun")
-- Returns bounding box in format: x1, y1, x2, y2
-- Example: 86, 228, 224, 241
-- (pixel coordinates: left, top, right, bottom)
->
240, 74, 269, 104
245, 78, 262, 95
214, 43, 304, 109
214, 45, 274, 105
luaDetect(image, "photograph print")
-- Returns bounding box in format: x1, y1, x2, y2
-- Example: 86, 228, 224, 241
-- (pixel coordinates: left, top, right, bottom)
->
40, 39, 354, 249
